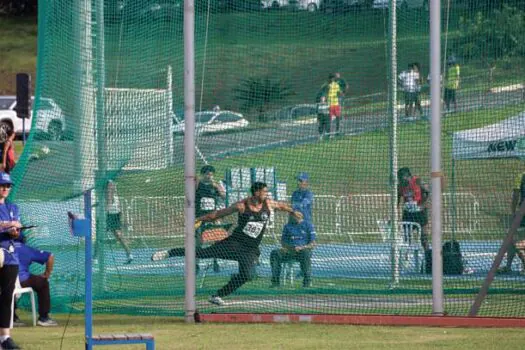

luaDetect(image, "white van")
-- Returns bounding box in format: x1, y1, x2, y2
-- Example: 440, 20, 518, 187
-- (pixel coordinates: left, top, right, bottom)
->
0, 96, 67, 140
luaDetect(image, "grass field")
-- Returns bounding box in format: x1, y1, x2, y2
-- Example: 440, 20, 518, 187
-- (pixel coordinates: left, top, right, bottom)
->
8, 312, 525, 350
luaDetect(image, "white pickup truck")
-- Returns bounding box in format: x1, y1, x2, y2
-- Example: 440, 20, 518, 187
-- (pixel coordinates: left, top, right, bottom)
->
0, 96, 67, 141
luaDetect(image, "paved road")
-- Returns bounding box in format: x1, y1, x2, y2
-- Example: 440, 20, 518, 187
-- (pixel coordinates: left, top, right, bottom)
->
172, 87, 524, 164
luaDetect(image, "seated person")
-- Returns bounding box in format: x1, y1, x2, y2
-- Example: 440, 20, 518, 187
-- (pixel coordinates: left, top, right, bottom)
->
270, 211, 316, 288
13, 239, 58, 327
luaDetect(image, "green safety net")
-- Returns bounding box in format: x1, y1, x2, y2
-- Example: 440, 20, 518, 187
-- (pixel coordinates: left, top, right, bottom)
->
12, 0, 525, 319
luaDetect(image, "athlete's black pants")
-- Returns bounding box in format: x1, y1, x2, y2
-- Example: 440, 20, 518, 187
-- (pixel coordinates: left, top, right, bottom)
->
0, 264, 18, 328
168, 236, 259, 298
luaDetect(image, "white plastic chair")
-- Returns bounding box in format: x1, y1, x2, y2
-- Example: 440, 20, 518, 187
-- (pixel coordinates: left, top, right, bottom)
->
377, 220, 423, 273
282, 261, 297, 286
13, 278, 37, 327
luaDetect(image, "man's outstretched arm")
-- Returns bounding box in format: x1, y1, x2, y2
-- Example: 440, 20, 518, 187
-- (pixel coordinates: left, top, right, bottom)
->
197, 202, 241, 223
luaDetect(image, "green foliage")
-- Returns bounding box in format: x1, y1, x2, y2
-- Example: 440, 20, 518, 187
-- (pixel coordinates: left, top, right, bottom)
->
455, 5, 525, 66
233, 77, 295, 121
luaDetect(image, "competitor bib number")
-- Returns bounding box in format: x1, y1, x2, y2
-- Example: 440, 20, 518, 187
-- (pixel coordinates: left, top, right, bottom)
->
200, 197, 216, 211
242, 222, 265, 239
404, 200, 421, 213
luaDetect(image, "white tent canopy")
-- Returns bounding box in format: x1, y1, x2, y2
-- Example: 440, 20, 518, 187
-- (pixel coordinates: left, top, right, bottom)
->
452, 111, 525, 160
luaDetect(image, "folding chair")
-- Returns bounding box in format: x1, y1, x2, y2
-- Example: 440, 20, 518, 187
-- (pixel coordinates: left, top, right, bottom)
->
377, 220, 423, 273
198, 222, 232, 288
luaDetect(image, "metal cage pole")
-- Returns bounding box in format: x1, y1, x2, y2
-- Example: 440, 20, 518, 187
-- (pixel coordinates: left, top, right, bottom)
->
184, 0, 197, 323
430, 0, 444, 315
388, 0, 400, 288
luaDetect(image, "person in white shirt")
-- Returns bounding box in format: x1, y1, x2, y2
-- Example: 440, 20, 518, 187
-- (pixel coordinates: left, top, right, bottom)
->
106, 180, 133, 264
413, 62, 424, 118
398, 63, 420, 118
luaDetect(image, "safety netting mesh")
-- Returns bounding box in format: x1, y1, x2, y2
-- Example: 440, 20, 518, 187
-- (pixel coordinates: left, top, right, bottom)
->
12, 0, 525, 319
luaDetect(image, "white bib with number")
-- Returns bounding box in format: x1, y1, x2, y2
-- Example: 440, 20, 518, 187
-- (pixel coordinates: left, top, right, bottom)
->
242, 221, 265, 239
200, 197, 216, 211
404, 200, 422, 213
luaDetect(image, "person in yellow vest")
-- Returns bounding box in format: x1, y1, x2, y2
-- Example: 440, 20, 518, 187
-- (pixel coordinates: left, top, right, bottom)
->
444, 56, 460, 113
327, 73, 342, 136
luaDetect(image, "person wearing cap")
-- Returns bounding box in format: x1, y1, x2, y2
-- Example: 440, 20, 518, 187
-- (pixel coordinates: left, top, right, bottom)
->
0, 172, 22, 349
195, 165, 226, 273
270, 210, 316, 288
292, 172, 314, 225
397, 167, 430, 252
444, 55, 460, 113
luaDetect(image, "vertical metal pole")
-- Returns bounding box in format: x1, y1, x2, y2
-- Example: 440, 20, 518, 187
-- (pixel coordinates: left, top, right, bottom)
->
184, 0, 197, 323
167, 66, 175, 166
388, 0, 400, 287
73, 0, 95, 194
430, 0, 444, 315
84, 191, 93, 350
22, 119, 26, 144
94, 0, 107, 293
451, 158, 457, 241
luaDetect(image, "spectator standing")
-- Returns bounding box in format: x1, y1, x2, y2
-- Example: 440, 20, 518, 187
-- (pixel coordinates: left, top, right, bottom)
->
397, 167, 430, 252
316, 96, 330, 141
291, 172, 314, 225
106, 180, 133, 264
270, 212, 316, 288
398, 63, 419, 119
327, 73, 342, 135
0, 172, 22, 349
14, 241, 58, 326
1, 130, 16, 174
335, 72, 349, 117
315, 76, 330, 103
444, 55, 460, 113
412, 62, 424, 118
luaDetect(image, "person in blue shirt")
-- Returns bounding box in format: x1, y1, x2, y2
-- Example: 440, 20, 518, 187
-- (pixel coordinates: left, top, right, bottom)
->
0, 172, 22, 349
13, 241, 57, 327
291, 172, 314, 224
270, 211, 316, 288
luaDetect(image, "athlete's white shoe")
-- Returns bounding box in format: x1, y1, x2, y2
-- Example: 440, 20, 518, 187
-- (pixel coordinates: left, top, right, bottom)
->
151, 250, 169, 261
208, 295, 225, 306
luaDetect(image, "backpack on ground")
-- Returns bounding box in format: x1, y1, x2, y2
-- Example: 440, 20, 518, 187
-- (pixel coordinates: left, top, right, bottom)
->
424, 240, 464, 275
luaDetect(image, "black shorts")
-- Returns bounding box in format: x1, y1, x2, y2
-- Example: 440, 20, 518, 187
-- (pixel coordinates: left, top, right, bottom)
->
107, 213, 122, 231
404, 91, 418, 105
197, 236, 260, 263
444, 88, 456, 103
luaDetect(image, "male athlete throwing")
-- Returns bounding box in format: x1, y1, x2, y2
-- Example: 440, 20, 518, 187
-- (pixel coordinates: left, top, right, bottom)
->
151, 182, 303, 306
